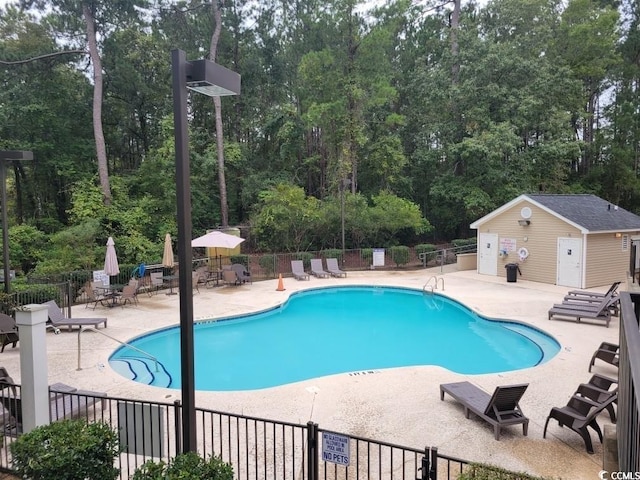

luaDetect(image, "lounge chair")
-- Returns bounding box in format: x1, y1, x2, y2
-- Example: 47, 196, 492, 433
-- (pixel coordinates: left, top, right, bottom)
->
0, 376, 105, 433
576, 374, 617, 422
543, 392, 617, 453
44, 300, 107, 331
588, 342, 619, 372
548, 293, 615, 327
0, 313, 18, 353
310, 259, 329, 278
439, 381, 529, 440
566, 281, 621, 300
291, 260, 310, 281
325, 258, 347, 278
231, 264, 252, 284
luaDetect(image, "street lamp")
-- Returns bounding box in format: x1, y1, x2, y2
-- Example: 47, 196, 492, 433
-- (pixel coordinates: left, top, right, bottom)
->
0, 150, 33, 295
171, 49, 240, 453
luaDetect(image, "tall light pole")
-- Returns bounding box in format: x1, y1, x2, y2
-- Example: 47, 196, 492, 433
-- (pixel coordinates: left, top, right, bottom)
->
0, 150, 33, 295
171, 49, 240, 453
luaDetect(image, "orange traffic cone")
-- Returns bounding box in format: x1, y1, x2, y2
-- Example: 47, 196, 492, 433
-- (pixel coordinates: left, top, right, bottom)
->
276, 273, 286, 291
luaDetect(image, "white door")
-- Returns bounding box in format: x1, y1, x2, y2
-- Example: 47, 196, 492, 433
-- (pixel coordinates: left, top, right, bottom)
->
557, 237, 583, 287
478, 233, 498, 276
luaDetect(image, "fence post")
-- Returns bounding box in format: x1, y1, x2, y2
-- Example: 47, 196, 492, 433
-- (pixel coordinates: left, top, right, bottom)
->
429, 447, 438, 480
174, 400, 182, 455
307, 421, 318, 480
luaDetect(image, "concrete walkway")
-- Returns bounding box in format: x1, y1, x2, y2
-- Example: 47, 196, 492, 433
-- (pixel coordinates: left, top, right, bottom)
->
0, 267, 620, 479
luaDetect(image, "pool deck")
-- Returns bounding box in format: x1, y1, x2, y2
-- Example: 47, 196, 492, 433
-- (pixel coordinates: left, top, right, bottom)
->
1, 267, 621, 479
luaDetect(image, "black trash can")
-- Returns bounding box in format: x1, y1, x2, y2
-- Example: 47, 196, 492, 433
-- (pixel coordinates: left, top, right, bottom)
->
505, 263, 520, 283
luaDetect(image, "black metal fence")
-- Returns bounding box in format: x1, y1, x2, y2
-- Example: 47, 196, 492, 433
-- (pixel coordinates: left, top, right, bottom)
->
618, 292, 640, 473
0, 385, 470, 480
1, 244, 477, 314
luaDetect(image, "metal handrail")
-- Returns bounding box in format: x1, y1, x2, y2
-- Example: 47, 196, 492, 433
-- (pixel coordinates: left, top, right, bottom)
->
77, 326, 159, 372
424, 275, 445, 291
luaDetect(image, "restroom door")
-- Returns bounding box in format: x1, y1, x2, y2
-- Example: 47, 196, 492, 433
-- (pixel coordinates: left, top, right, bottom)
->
557, 237, 583, 288
478, 233, 498, 276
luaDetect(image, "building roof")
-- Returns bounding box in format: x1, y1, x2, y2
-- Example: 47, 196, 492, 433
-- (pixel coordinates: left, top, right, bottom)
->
470, 194, 640, 233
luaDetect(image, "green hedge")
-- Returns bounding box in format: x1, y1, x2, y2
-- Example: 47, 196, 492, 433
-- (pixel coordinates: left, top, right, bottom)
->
259, 254, 277, 278
322, 249, 343, 262
389, 246, 410, 267
132, 452, 233, 480
457, 463, 556, 480
293, 252, 313, 270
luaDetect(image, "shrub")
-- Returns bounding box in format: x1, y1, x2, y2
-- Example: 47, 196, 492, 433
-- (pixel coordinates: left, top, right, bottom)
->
389, 246, 410, 267
457, 463, 554, 480
361, 248, 373, 263
230, 254, 249, 266
322, 249, 343, 262
451, 238, 477, 248
10, 419, 120, 480
132, 451, 234, 480
259, 254, 276, 278
415, 243, 438, 266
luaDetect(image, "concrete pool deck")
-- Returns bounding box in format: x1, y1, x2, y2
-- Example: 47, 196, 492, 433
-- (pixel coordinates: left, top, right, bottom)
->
1, 268, 620, 479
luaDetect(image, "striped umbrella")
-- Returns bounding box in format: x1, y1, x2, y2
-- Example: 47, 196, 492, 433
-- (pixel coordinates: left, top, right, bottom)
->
103, 237, 120, 277
162, 233, 174, 268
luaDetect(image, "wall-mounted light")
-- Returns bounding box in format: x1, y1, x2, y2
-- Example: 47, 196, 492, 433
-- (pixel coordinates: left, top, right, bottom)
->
518, 219, 530, 226
615, 232, 622, 238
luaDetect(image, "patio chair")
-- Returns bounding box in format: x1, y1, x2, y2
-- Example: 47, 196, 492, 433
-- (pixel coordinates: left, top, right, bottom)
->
231, 264, 252, 284
222, 268, 240, 286
543, 392, 617, 453
576, 374, 618, 422
325, 258, 347, 278
0, 313, 18, 353
147, 271, 164, 296
310, 258, 329, 278
548, 293, 616, 327
439, 381, 529, 440
192, 271, 200, 294
117, 284, 138, 306
85, 282, 107, 310
588, 342, 619, 372
566, 281, 621, 300
291, 260, 310, 281
44, 300, 107, 331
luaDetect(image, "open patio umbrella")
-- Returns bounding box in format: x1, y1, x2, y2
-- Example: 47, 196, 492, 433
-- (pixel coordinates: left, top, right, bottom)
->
103, 236, 120, 279
162, 233, 174, 268
191, 230, 245, 249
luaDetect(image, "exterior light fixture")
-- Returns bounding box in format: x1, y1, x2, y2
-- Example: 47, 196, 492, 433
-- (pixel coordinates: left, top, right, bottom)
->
171, 49, 240, 453
0, 150, 33, 294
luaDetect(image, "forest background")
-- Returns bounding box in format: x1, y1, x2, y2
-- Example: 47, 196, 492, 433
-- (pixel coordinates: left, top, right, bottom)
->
0, 0, 638, 277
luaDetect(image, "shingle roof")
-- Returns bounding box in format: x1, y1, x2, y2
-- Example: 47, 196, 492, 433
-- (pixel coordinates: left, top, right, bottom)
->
527, 194, 640, 232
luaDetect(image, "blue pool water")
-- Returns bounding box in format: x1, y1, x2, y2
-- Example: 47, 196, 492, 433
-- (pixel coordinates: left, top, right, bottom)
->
109, 286, 560, 391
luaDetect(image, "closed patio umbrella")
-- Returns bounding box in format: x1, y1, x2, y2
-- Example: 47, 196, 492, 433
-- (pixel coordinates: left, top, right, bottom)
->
103, 237, 120, 278
162, 233, 174, 269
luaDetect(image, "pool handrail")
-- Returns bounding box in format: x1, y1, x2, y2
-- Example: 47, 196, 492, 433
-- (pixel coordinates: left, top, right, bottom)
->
77, 326, 159, 373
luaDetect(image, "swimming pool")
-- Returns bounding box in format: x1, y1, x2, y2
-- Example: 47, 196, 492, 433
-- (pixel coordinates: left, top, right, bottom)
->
109, 286, 560, 391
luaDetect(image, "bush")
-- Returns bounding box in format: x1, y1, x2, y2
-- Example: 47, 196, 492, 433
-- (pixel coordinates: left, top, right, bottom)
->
322, 249, 343, 262
258, 254, 277, 278
293, 252, 313, 270
451, 238, 477, 248
10, 419, 120, 480
415, 243, 438, 266
132, 451, 234, 480
230, 254, 249, 267
361, 248, 373, 263
457, 463, 554, 480
389, 246, 410, 267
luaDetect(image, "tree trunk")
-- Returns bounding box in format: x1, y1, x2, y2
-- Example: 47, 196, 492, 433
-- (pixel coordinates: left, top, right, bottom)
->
210, 0, 229, 227
82, 3, 111, 205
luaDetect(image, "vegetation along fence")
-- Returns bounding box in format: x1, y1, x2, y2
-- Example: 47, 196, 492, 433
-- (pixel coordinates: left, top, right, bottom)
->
0, 385, 473, 479
0, 243, 477, 314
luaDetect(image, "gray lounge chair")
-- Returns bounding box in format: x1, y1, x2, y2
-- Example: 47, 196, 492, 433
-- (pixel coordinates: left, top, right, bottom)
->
566, 281, 620, 300
310, 259, 329, 278
439, 381, 529, 440
44, 300, 107, 331
548, 293, 615, 327
231, 263, 252, 284
576, 374, 618, 422
0, 313, 18, 353
588, 342, 619, 372
543, 391, 617, 453
291, 260, 310, 281
0, 376, 105, 433
325, 258, 347, 277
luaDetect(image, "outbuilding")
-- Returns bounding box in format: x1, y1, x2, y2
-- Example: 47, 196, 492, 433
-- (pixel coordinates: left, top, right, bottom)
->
469, 194, 640, 288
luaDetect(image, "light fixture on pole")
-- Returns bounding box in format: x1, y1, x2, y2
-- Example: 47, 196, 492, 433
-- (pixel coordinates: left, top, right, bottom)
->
171, 49, 240, 453
0, 150, 33, 295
